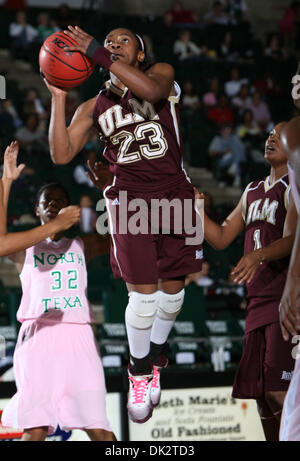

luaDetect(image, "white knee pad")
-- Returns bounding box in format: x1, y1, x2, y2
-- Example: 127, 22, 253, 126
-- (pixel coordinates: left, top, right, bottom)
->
157, 289, 185, 321
125, 291, 159, 329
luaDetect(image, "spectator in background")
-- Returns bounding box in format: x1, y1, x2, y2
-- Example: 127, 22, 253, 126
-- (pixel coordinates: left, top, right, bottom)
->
0, 99, 22, 129
207, 93, 235, 127
173, 30, 206, 63
203, 1, 232, 26
164, 1, 199, 26
224, 67, 248, 99
279, 1, 300, 46
248, 91, 272, 131
232, 83, 252, 114
55, 3, 76, 30
23, 88, 47, 121
202, 77, 220, 107
217, 30, 239, 61
237, 109, 266, 164
9, 10, 38, 62
15, 113, 48, 153
186, 261, 214, 287
264, 33, 284, 60
221, 0, 248, 23
181, 81, 201, 113
237, 109, 260, 140
209, 124, 246, 187
79, 195, 97, 234
36, 12, 59, 43
74, 150, 97, 189
253, 70, 281, 99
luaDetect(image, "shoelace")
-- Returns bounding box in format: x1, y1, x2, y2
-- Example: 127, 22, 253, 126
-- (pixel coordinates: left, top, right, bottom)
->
151, 367, 160, 389
129, 376, 151, 404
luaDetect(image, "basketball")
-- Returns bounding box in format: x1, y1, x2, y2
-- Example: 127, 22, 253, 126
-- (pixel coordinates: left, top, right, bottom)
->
39, 32, 95, 89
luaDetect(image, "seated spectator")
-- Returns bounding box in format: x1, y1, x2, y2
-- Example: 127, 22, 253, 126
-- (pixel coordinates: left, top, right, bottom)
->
207, 93, 235, 127
9, 10, 38, 61
173, 30, 205, 62
217, 30, 240, 61
79, 195, 97, 234
15, 113, 48, 153
203, 1, 232, 26
247, 91, 272, 131
224, 67, 248, 98
232, 83, 252, 113
164, 1, 199, 25
74, 150, 97, 188
181, 81, 201, 112
209, 124, 246, 187
202, 77, 220, 107
36, 12, 59, 43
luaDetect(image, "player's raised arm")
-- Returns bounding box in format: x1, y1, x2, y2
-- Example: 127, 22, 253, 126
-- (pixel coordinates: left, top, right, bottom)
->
45, 79, 95, 165
63, 26, 174, 103
0, 141, 81, 258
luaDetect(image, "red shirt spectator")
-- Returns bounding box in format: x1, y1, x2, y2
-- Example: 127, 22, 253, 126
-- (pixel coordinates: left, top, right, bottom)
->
207, 94, 235, 126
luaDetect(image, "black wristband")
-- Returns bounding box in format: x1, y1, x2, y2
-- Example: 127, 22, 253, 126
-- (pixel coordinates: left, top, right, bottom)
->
86, 38, 101, 58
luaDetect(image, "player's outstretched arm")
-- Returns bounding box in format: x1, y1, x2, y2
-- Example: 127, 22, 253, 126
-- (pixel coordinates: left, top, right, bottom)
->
44, 78, 95, 165
63, 26, 174, 103
280, 215, 300, 341
196, 191, 244, 250
232, 194, 298, 284
0, 141, 81, 258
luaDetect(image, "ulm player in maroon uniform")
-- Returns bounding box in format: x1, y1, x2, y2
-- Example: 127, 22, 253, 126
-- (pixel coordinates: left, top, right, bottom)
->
198, 122, 298, 441
44, 26, 203, 424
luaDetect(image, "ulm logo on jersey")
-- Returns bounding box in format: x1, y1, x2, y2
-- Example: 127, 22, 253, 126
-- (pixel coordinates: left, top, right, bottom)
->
246, 198, 279, 226
98, 99, 159, 137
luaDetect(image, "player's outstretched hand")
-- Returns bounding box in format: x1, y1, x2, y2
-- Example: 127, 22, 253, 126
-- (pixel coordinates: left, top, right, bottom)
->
42, 78, 68, 96
87, 160, 113, 190
3, 141, 25, 181
53, 206, 81, 231
63, 25, 94, 54
279, 273, 300, 341
231, 251, 262, 285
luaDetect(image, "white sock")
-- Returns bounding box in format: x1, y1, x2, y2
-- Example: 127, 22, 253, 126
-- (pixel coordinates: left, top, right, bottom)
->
125, 321, 152, 359
150, 315, 175, 345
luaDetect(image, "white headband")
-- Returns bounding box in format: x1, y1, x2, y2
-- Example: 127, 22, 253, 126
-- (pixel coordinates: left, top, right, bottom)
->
135, 34, 145, 52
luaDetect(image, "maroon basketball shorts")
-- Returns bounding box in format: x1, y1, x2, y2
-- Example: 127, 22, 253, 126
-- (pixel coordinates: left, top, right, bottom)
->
232, 322, 295, 399
104, 181, 203, 284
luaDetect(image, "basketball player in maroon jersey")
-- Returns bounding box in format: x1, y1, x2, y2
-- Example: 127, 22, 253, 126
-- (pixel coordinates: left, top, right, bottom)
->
198, 122, 298, 441
44, 26, 203, 424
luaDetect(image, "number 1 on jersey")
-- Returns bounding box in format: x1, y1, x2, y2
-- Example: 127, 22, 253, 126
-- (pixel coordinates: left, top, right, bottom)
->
253, 229, 262, 250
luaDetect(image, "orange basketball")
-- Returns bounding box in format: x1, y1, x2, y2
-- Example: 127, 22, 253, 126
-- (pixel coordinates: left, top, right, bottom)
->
39, 32, 95, 89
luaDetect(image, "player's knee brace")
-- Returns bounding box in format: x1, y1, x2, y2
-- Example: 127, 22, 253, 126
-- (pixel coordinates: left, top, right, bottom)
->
125, 291, 160, 329
157, 289, 185, 321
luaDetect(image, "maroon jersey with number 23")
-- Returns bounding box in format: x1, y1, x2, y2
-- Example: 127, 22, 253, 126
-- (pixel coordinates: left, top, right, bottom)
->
242, 174, 291, 333
92, 79, 189, 192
